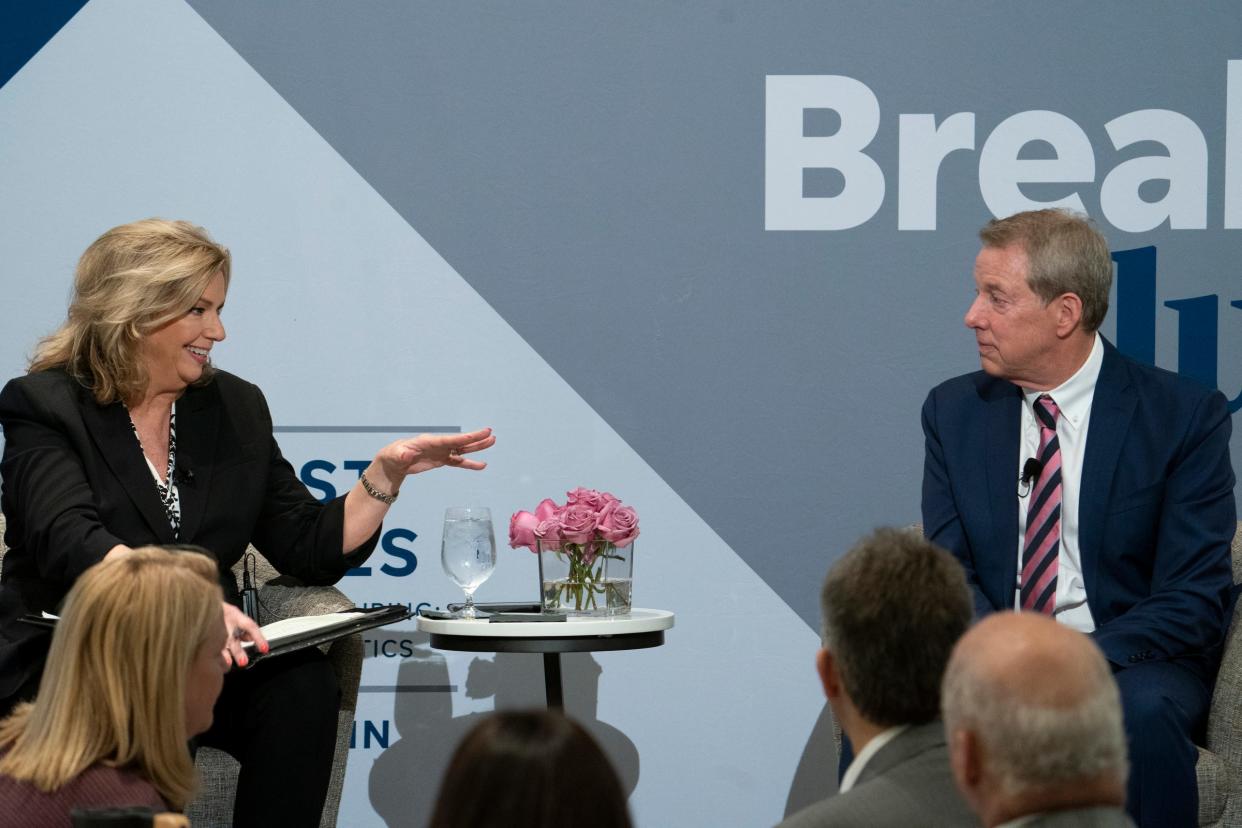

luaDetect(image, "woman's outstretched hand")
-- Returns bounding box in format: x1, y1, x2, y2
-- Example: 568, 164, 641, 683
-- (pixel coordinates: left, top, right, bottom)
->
340, 428, 496, 552
369, 427, 495, 490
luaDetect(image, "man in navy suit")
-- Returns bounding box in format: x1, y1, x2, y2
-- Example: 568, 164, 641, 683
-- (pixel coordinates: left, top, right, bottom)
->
922, 208, 1235, 827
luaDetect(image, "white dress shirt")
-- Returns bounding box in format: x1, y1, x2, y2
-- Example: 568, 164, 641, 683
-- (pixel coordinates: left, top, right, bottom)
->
1014, 333, 1103, 633
838, 725, 908, 793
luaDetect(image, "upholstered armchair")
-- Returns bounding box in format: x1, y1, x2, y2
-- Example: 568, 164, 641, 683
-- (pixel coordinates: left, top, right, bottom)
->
1196, 522, 1242, 826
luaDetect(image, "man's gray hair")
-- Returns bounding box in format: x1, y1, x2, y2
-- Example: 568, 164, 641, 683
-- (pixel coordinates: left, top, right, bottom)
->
821, 528, 972, 727
941, 637, 1128, 797
979, 208, 1113, 332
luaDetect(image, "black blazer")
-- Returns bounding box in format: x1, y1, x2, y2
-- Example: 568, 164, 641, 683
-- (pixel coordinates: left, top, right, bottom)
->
0, 368, 378, 700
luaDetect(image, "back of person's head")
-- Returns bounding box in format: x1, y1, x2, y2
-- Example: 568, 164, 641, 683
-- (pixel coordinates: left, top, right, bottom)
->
941, 612, 1128, 822
0, 547, 224, 809
821, 527, 972, 727
429, 710, 632, 828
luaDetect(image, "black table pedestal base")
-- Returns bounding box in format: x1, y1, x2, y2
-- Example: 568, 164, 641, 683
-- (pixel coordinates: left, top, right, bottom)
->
427, 630, 665, 709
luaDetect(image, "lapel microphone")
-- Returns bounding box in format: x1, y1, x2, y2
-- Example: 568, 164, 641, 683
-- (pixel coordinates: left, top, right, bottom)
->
173, 456, 194, 489
1018, 457, 1043, 497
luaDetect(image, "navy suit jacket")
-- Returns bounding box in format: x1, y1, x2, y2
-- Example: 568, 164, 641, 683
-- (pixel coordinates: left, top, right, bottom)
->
922, 339, 1235, 682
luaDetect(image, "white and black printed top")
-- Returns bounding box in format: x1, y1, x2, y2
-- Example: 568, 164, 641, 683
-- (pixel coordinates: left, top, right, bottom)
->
127, 404, 181, 540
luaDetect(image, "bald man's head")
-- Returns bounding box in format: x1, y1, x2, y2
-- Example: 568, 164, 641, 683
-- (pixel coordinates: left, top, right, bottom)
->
942, 613, 1127, 812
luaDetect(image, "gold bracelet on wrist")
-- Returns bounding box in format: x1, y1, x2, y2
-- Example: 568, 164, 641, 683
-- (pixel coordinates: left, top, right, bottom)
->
359, 471, 398, 505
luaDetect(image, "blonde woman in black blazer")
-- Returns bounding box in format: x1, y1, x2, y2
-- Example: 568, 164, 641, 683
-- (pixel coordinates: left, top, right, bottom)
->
0, 218, 494, 826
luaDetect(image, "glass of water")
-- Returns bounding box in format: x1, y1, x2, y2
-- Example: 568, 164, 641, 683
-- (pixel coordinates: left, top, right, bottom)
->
441, 507, 497, 618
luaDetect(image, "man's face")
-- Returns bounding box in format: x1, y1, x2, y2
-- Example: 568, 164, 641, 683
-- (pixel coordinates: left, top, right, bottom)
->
964, 244, 1062, 388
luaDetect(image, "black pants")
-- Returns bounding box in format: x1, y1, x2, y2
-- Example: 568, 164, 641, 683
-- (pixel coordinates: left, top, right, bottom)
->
195, 647, 341, 827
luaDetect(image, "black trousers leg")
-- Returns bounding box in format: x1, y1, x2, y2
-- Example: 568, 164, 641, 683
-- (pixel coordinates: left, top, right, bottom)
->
197, 648, 341, 828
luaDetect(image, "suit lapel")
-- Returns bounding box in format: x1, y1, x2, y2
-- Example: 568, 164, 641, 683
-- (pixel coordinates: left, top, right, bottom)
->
985, 380, 1022, 602
1080, 341, 1135, 600
78, 387, 177, 544
173, 382, 219, 542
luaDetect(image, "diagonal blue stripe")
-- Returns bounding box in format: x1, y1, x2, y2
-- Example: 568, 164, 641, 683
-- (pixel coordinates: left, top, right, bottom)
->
0, 0, 90, 91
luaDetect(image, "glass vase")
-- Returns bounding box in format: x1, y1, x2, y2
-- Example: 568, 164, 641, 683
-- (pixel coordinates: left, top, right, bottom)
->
537, 538, 634, 617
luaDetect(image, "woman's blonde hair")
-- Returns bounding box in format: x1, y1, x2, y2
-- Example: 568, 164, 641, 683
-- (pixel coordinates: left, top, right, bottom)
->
30, 218, 231, 404
0, 548, 223, 809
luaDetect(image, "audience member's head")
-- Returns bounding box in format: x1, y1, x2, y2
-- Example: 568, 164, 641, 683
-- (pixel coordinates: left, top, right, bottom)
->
428, 710, 632, 828
0, 547, 226, 809
941, 612, 1128, 827
817, 528, 972, 741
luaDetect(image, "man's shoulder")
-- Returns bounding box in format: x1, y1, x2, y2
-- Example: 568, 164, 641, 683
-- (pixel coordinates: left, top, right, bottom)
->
775, 730, 977, 828
1106, 345, 1219, 405
1021, 805, 1135, 827
925, 369, 1015, 412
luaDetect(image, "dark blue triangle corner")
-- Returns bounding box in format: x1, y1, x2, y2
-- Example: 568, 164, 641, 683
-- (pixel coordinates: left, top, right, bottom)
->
1, 0, 90, 91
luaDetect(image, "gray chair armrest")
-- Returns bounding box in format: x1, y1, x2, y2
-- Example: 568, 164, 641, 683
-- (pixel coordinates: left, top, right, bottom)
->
258, 577, 357, 621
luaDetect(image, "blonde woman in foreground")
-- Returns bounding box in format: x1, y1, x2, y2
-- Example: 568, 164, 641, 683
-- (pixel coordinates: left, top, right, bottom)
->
0, 548, 226, 825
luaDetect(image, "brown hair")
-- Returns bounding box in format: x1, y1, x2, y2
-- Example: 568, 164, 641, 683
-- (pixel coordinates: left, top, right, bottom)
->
30, 218, 231, 404
821, 527, 972, 727
979, 208, 1112, 332
429, 711, 632, 828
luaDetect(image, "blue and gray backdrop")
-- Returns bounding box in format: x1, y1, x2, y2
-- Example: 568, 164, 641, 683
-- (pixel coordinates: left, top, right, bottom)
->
2, 2, 1240, 825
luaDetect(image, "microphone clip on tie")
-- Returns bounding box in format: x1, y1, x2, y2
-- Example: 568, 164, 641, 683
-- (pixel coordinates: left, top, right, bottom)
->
1018, 457, 1043, 498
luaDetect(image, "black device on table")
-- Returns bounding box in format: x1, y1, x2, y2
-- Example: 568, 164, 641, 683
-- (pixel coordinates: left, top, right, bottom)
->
421, 602, 566, 622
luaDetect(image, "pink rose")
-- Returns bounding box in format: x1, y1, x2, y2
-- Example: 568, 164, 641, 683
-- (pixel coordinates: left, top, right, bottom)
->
565, 487, 608, 513
558, 503, 598, 544
534, 518, 564, 550
535, 498, 561, 522
508, 510, 539, 551
597, 503, 639, 547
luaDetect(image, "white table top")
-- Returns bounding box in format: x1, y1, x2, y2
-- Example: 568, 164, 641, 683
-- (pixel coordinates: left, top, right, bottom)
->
416, 608, 674, 638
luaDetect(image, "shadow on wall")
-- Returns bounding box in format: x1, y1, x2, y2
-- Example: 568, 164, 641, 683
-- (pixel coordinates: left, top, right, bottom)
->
784, 701, 839, 818
368, 633, 640, 827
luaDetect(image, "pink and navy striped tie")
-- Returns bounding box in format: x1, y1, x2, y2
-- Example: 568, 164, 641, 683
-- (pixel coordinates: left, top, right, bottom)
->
1021, 394, 1061, 614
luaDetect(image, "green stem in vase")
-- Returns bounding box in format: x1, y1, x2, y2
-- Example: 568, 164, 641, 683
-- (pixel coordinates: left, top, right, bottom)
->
547, 541, 622, 613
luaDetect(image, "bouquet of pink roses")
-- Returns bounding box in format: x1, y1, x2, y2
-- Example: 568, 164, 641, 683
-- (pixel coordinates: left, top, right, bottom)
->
509, 487, 639, 555
509, 488, 640, 613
